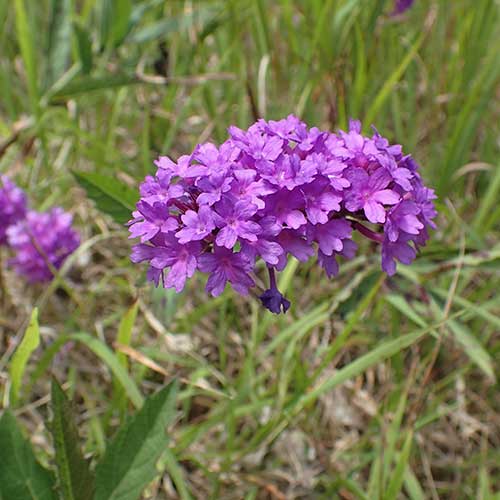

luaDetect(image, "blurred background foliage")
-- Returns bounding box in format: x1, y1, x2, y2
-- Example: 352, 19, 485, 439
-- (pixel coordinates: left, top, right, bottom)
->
0, 0, 499, 498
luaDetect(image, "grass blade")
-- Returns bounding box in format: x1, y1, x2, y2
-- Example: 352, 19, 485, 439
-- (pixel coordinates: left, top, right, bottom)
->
46, 0, 72, 87
385, 431, 414, 500
14, 0, 39, 116
364, 30, 425, 126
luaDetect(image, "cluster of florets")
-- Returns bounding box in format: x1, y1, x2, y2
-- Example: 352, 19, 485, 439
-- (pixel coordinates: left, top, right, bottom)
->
0, 175, 27, 244
129, 116, 436, 314
0, 176, 79, 283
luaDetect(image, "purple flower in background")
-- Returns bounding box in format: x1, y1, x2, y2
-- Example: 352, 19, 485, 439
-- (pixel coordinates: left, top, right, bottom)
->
392, 0, 415, 15
7, 208, 80, 282
0, 176, 28, 245
129, 115, 436, 313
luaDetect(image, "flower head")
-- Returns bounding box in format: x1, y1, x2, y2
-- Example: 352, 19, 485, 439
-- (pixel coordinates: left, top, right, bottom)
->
7, 208, 80, 282
129, 116, 436, 313
0, 176, 28, 245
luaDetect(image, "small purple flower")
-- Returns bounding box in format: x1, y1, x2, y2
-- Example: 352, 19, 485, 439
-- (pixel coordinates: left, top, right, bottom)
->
7, 208, 79, 282
155, 154, 207, 179
263, 189, 307, 229
301, 178, 342, 225
240, 216, 283, 266
391, 0, 415, 16
259, 267, 290, 314
132, 234, 201, 292
128, 201, 178, 242
230, 169, 275, 209
198, 246, 255, 296
315, 156, 351, 191
381, 233, 417, 276
318, 239, 357, 278
0, 176, 28, 245
385, 200, 423, 242
306, 219, 352, 256
176, 206, 217, 244
196, 171, 233, 206
275, 228, 315, 271
214, 197, 261, 248
345, 168, 400, 223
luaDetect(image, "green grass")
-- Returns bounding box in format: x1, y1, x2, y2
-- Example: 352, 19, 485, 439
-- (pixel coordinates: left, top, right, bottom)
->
1, 0, 499, 498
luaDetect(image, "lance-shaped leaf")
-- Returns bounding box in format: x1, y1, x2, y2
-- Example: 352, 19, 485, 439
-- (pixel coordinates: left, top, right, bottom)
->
72, 171, 138, 224
94, 381, 178, 500
0, 411, 56, 500
50, 379, 95, 500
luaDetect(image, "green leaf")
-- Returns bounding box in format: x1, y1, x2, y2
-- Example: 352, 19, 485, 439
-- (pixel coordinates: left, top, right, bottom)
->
51, 74, 140, 100
116, 300, 139, 370
94, 381, 178, 500
101, 0, 132, 48
46, 0, 72, 87
114, 300, 139, 412
446, 318, 496, 382
364, 30, 426, 126
72, 171, 138, 224
0, 411, 56, 500
74, 22, 93, 74
385, 431, 414, 500
9, 308, 40, 405
130, 7, 218, 44
50, 379, 95, 500
14, 0, 39, 117
69, 332, 143, 409
403, 467, 426, 500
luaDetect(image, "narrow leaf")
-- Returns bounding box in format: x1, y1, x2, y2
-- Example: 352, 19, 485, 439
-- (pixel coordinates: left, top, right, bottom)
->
0, 411, 56, 500
114, 300, 139, 412
94, 381, 178, 500
50, 379, 94, 500
365, 30, 425, 126
46, 0, 72, 87
117, 300, 139, 370
385, 431, 414, 500
74, 22, 93, 74
14, 0, 39, 116
10, 308, 40, 405
51, 74, 140, 100
101, 0, 132, 48
72, 171, 138, 224
447, 318, 496, 382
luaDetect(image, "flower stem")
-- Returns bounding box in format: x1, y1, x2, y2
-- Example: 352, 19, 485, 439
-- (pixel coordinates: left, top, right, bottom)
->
353, 221, 384, 243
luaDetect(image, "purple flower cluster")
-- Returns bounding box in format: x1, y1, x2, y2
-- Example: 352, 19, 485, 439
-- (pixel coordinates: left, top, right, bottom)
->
129, 116, 436, 313
0, 175, 27, 245
0, 176, 80, 283
7, 209, 80, 283
391, 0, 415, 15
